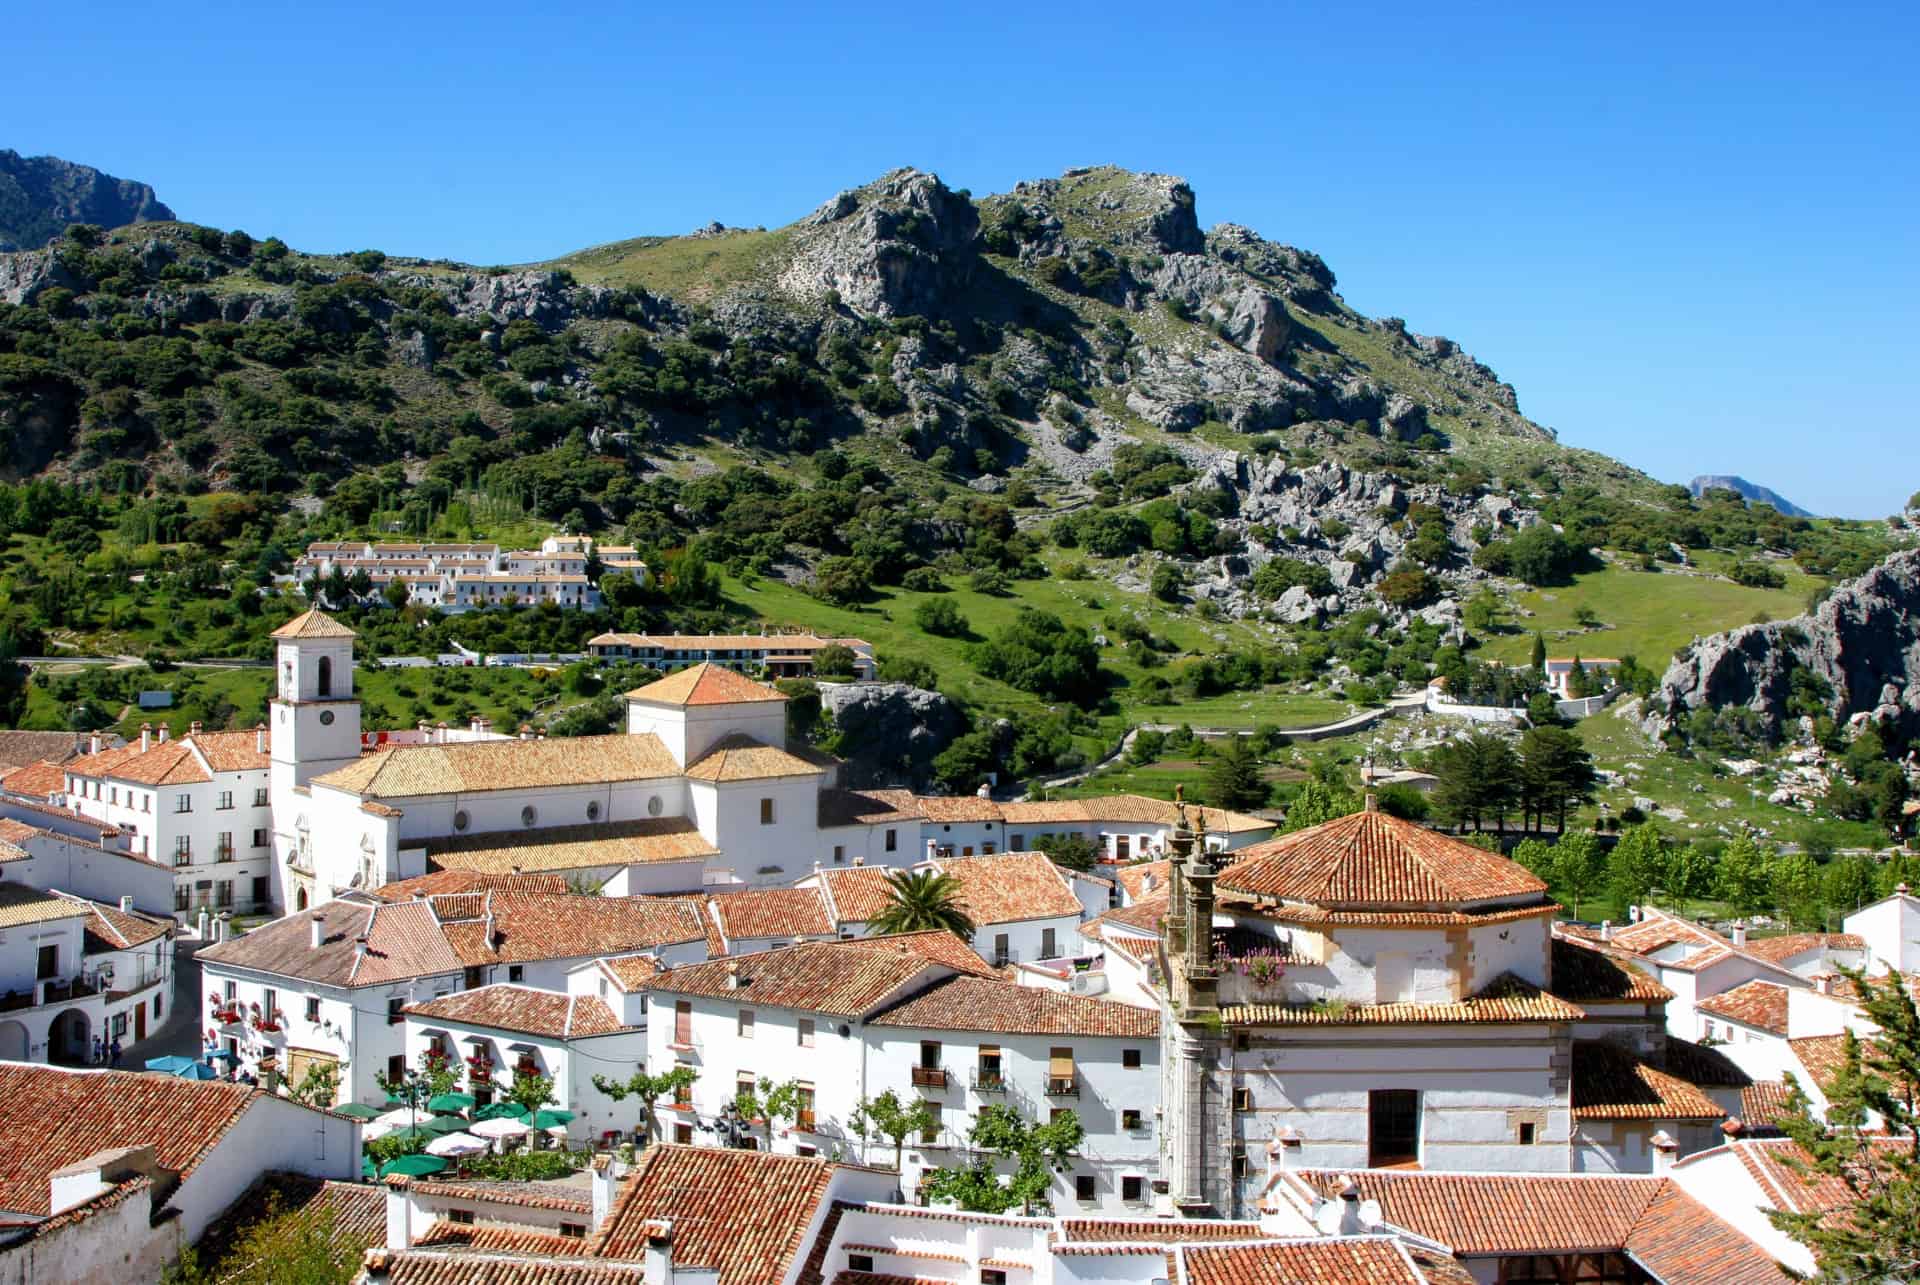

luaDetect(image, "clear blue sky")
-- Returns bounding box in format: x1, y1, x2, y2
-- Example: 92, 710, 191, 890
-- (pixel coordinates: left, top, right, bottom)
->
7, 1, 1915, 516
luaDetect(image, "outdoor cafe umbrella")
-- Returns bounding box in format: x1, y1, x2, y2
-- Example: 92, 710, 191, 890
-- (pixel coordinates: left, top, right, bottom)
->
530, 1109, 574, 1131
333, 1102, 382, 1121
472, 1102, 529, 1122
419, 1116, 472, 1137
206, 1048, 241, 1064
469, 1116, 531, 1141
379, 1154, 449, 1179
379, 1126, 437, 1147
144, 1055, 197, 1075
427, 1092, 476, 1114
424, 1131, 489, 1158
373, 1107, 431, 1129
174, 1062, 220, 1081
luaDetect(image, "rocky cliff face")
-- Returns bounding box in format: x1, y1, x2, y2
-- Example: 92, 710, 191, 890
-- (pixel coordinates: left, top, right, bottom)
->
777, 168, 980, 318
0, 150, 174, 252
819, 681, 967, 788
1646, 548, 1920, 741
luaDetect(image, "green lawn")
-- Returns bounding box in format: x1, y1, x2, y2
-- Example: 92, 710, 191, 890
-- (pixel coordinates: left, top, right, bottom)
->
1477, 562, 1813, 668
548, 228, 795, 299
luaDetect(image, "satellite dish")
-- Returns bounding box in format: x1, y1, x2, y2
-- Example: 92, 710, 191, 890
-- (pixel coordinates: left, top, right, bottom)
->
1358, 1199, 1383, 1230
1313, 1201, 1344, 1235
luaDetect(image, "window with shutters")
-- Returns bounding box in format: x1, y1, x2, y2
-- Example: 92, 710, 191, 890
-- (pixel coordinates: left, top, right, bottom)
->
797, 1018, 815, 1047
1047, 1048, 1077, 1096
975, 1046, 1004, 1091
738, 1009, 754, 1039
673, 1001, 693, 1049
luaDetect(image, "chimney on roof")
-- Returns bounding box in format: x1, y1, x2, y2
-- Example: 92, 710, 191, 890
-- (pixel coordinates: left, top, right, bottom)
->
1816, 974, 1834, 995
49, 1145, 165, 1216
471, 716, 489, 736
1731, 921, 1749, 948
256, 723, 267, 754
643, 1219, 674, 1285
190, 720, 203, 737
1600, 920, 1613, 942
510, 865, 522, 876
851, 855, 864, 867
1899, 883, 1912, 897
119, 895, 133, 914
1336, 1175, 1363, 1234
311, 915, 325, 950
926, 839, 937, 863
158, 725, 170, 743
1363, 790, 1379, 813
89, 734, 102, 756
140, 723, 152, 753
975, 782, 990, 799
724, 961, 740, 991
353, 936, 369, 963
1650, 1129, 1679, 1173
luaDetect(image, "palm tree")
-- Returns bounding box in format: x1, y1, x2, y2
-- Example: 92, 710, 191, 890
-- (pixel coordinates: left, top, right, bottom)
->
870, 869, 975, 939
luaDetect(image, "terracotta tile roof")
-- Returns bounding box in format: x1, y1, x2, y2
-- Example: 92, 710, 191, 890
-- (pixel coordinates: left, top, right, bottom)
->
811, 866, 897, 923
374, 870, 572, 900
1180, 1238, 1430, 1284
683, 733, 827, 783
1246, 900, 1562, 929
1571, 1041, 1728, 1120
54, 891, 172, 951
426, 818, 719, 874
271, 608, 356, 638
313, 734, 680, 799
935, 852, 1083, 924
199, 899, 462, 988
412, 1222, 591, 1256
1698, 979, 1793, 1035
595, 952, 664, 992
1054, 792, 1273, 834
817, 788, 923, 828
711, 887, 834, 940
400, 1177, 592, 1214
1115, 860, 1170, 901
1622, 1180, 1793, 1284
1225, 974, 1584, 1028
624, 663, 787, 706
369, 1251, 643, 1284
1082, 894, 1169, 940
1055, 1217, 1264, 1242
1738, 1080, 1796, 1134
1549, 937, 1674, 1003
194, 1173, 385, 1280
646, 939, 946, 1017
591, 1144, 836, 1282
911, 794, 1005, 822
192, 730, 271, 772
836, 931, 998, 978
1744, 932, 1865, 963
1218, 809, 1547, 910
0, 1065, 258, 1214
1784, 1032, 1907, 1099
441, 893, 712, 966
406, 984, 632, 1039
1604, 908, 1728, 958
0, 730, 95, 772
1718, 1136, 1907, 1238
869, 974, 1158, 1037
66, 736, 215, 786
0, 758, 70, 798
0, 882, 91, 929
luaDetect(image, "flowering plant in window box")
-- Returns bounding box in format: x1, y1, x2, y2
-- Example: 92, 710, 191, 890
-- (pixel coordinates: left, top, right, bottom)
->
465, 1051, 495, 1087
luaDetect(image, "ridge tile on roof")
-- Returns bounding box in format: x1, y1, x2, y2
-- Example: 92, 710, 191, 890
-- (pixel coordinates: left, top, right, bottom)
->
1219, 809, 1547, 909
624, 662, 786, 707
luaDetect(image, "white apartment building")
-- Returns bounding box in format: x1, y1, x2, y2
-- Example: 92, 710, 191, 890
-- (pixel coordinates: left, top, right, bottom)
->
62, 724, 275, 918
588, 631, 877, 679
642, 931, 1161, 1212
0, 881, 173, 1066
290, 534, 607, 613
194, 885, 710, 1105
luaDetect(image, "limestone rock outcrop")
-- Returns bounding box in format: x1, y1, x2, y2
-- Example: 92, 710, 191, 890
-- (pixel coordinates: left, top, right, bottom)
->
820, 681, 968, 789
778, 168, 979, 318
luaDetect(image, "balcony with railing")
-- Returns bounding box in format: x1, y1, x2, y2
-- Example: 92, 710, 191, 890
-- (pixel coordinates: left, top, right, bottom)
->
971, 1068, 1007, 1093
1045, 1074, 1080, 1097
794, 1109, 817, 1133
910, 1065, 948, 1090
215, 842, 236, 863
0, 975, 103, 1013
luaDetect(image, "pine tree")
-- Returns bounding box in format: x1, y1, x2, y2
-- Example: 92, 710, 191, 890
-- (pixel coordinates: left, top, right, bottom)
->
1205, 735, 1269, 811
1530, 631, 1547, 673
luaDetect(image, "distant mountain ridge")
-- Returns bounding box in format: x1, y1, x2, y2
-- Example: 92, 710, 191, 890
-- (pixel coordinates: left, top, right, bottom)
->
1688, 474, 1814, 518
0, 149, 174, 252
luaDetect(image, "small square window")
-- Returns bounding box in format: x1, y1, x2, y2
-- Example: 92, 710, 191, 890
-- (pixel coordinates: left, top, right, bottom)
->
885, 829, 897, 852
1232, 1031, 1251, 1051
982, 1272, 1008, 1285
1122, 1048, 1142, 1069
448, 1209, 474, 1225
798, 1018, 815, 1048
1518, 1121, 1538, 1145
559, 1223, 587, 1239
1233, 1087, 1254, 1112
1231, 1151, 1249, 1179
1074, 1174, 1096, 1202
1122, 1109, 1143, 1130
738, 1009, 755, 1038
508, 965, 524, 983
760, 798, 775, 825
848, 1254, 874, 1274
1122, 1175, 1144, 1203
305, 997, 320, 1022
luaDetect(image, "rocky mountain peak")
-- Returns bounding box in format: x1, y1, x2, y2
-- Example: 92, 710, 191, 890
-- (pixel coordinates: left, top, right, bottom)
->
779, 167, 979, 317
0, 149, 174, 252
1002, 165, 1204, 255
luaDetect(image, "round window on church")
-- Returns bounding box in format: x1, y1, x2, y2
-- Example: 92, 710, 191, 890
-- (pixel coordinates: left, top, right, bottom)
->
318, 710, 335, 726
453, 810, 469, 832
521, 805, 537, 828
647, 795, 663, 817
586, 801, 602, 822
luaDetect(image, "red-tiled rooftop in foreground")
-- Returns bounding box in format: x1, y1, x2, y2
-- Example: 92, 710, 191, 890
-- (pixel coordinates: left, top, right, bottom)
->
624, 662, 786, 706
590, 1145, 839, 1283
1179, 1237, 1433, 1285
0, 1065, 259, 1215
1218, 807, 1548, 910
1697, 979, 1792, 1035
